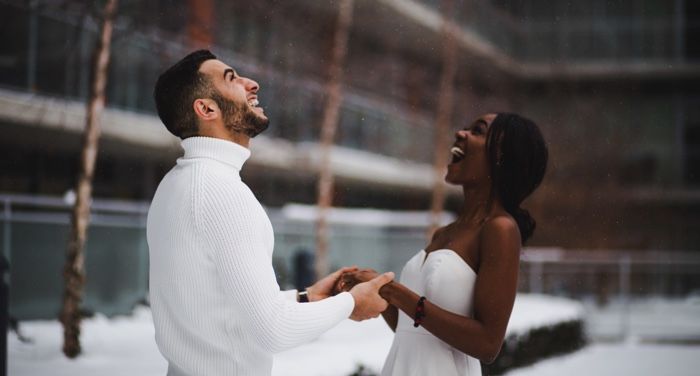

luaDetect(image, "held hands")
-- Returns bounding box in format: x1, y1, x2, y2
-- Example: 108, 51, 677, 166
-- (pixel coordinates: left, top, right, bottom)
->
304, 266, 394, 321
333, 268, 380, 295
306, 266, 359, 302
348, 271, 394, 321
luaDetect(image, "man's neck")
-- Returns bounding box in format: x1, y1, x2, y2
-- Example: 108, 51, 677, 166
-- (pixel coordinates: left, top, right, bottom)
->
197, 126, 250, 149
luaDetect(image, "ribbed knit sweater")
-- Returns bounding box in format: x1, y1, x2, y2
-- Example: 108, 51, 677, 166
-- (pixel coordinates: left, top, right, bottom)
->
147, 136, 355, 376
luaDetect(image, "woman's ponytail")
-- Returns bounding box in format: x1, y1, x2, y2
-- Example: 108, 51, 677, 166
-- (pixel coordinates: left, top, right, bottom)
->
508, 206, 536, 245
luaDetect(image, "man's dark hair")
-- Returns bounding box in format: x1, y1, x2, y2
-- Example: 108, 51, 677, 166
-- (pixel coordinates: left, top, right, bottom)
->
153, 50, 217, 139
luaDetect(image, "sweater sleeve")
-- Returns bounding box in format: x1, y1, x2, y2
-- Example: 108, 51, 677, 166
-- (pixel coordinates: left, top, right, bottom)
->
282, 289, 299, 302
194, 171, 354, 353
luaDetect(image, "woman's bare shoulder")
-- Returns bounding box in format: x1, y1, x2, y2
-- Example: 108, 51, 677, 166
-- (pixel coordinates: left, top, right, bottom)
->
480, 214, 521, 257
483, 214, 518, 233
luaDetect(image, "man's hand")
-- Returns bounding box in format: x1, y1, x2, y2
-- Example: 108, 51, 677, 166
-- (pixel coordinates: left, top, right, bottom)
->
349, 272, 394, 321
305, 266, 358, 302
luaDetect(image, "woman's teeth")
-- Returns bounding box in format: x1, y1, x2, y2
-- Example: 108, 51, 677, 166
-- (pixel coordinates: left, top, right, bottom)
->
450, 146, 465, 164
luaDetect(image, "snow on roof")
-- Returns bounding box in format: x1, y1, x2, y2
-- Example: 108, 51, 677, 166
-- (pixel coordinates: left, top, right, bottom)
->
250, 136, 459, 191
507, 294, 585, 336
280, 203, 456, 228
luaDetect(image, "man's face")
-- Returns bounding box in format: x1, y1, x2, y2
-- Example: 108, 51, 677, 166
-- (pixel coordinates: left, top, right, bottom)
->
199, 59, 269, 137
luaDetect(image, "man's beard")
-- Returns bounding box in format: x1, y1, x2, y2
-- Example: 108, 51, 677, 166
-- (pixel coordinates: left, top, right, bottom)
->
213, 93, 269, 138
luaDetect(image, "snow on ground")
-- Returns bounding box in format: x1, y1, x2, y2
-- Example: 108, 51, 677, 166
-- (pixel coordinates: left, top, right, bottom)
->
11, 294, 697, 376
9, 307, 392, 376
504, 341, 700, 376
9, 307, 166, 376
272, 318, 393, 376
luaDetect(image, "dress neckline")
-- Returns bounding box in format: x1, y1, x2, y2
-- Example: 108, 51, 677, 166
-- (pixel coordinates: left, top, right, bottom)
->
420, 249, 477, 276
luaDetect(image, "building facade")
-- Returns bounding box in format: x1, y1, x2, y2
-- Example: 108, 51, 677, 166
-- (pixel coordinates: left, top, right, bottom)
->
1, 0, 699, 251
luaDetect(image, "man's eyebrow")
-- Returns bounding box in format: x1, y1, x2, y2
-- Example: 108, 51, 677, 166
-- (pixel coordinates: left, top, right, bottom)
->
223, 68, 235, 79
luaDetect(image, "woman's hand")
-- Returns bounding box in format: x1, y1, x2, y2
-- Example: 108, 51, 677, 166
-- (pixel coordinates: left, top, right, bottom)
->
333, 268, 379, 295
306, 266, 358, 301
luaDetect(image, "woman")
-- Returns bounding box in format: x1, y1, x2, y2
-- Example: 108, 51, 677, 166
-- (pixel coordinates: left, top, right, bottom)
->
337, 113, 548, 375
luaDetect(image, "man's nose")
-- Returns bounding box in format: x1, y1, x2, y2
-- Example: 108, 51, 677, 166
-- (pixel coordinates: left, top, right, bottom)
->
244, 78, 259, 93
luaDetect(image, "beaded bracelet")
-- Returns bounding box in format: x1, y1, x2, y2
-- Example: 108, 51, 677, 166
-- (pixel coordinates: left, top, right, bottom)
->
413, 296, 427, 327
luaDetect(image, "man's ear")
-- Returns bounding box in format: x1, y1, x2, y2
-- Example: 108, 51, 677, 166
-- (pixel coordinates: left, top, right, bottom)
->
193, 98, 219, 121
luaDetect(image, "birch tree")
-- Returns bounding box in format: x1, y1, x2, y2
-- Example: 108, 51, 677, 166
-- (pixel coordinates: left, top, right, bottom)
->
60, 0, 118, 358
315, 0, 354, 279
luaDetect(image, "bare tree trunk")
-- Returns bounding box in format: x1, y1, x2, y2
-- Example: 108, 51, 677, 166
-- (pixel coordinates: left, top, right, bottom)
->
186, 0, 214, 48
60, 0, 118, 359
315, 0, 354, 279
428, 0, 458, 239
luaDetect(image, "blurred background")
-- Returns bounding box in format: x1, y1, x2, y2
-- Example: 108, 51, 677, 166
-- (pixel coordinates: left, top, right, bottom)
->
1, 0, 699, 375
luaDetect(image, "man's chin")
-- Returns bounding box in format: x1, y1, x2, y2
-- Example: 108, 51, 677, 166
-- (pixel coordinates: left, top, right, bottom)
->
250, 126, 269, 138
247, 116, 270, 138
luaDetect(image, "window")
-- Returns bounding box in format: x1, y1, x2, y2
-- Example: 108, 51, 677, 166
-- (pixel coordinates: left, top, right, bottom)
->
684, 122, 700, 185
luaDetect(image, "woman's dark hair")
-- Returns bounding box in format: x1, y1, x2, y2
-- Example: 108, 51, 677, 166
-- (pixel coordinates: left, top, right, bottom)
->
486, 113, 548, 244
153, 49, 217, 139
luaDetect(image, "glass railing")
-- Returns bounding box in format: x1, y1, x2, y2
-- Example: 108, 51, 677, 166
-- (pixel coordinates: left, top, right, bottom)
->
5, 194, 699, 324
0, 194, 430, 319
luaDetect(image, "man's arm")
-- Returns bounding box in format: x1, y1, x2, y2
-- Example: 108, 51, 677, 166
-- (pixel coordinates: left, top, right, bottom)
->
195, 177, 354, 353
281, 266, 357, 302
195, 175, 390, 352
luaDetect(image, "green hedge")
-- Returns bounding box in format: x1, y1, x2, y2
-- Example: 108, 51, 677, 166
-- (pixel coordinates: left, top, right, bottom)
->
482, 319, 587, 375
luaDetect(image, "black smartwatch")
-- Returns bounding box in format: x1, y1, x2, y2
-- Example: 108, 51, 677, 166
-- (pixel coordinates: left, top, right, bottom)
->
298, 289, 310, 303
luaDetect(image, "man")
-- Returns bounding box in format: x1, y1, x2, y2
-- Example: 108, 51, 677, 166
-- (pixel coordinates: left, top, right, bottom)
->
148, 50, 393, 376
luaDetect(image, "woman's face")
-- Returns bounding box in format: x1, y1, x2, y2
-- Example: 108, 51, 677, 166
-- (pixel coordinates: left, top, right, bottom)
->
445, 113, 497, 186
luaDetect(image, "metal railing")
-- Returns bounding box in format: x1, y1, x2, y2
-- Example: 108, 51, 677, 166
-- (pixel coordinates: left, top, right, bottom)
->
520, 248, 700, 341
2, 193, 149, 319
4, 193, 700, 326
1, 193, 434, 319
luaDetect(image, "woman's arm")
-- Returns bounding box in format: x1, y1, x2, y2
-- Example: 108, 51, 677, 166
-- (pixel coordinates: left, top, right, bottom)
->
380, 217, 521, 363
380, 304, 398, 332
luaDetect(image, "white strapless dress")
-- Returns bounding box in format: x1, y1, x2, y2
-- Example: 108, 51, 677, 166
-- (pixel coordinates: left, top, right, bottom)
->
381, 249, 482, 376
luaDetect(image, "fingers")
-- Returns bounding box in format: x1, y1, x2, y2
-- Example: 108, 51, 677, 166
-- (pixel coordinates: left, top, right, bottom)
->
351, 291, 389, 321
368, 272, 394, 288
339, 265, 358, 274
331, 265, 358, 279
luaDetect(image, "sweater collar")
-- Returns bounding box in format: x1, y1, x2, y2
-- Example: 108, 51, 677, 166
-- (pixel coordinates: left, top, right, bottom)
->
181, 136, 251, 171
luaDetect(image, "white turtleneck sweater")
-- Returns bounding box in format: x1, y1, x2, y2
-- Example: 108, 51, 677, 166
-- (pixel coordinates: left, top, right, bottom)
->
147, 137, 355, 376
